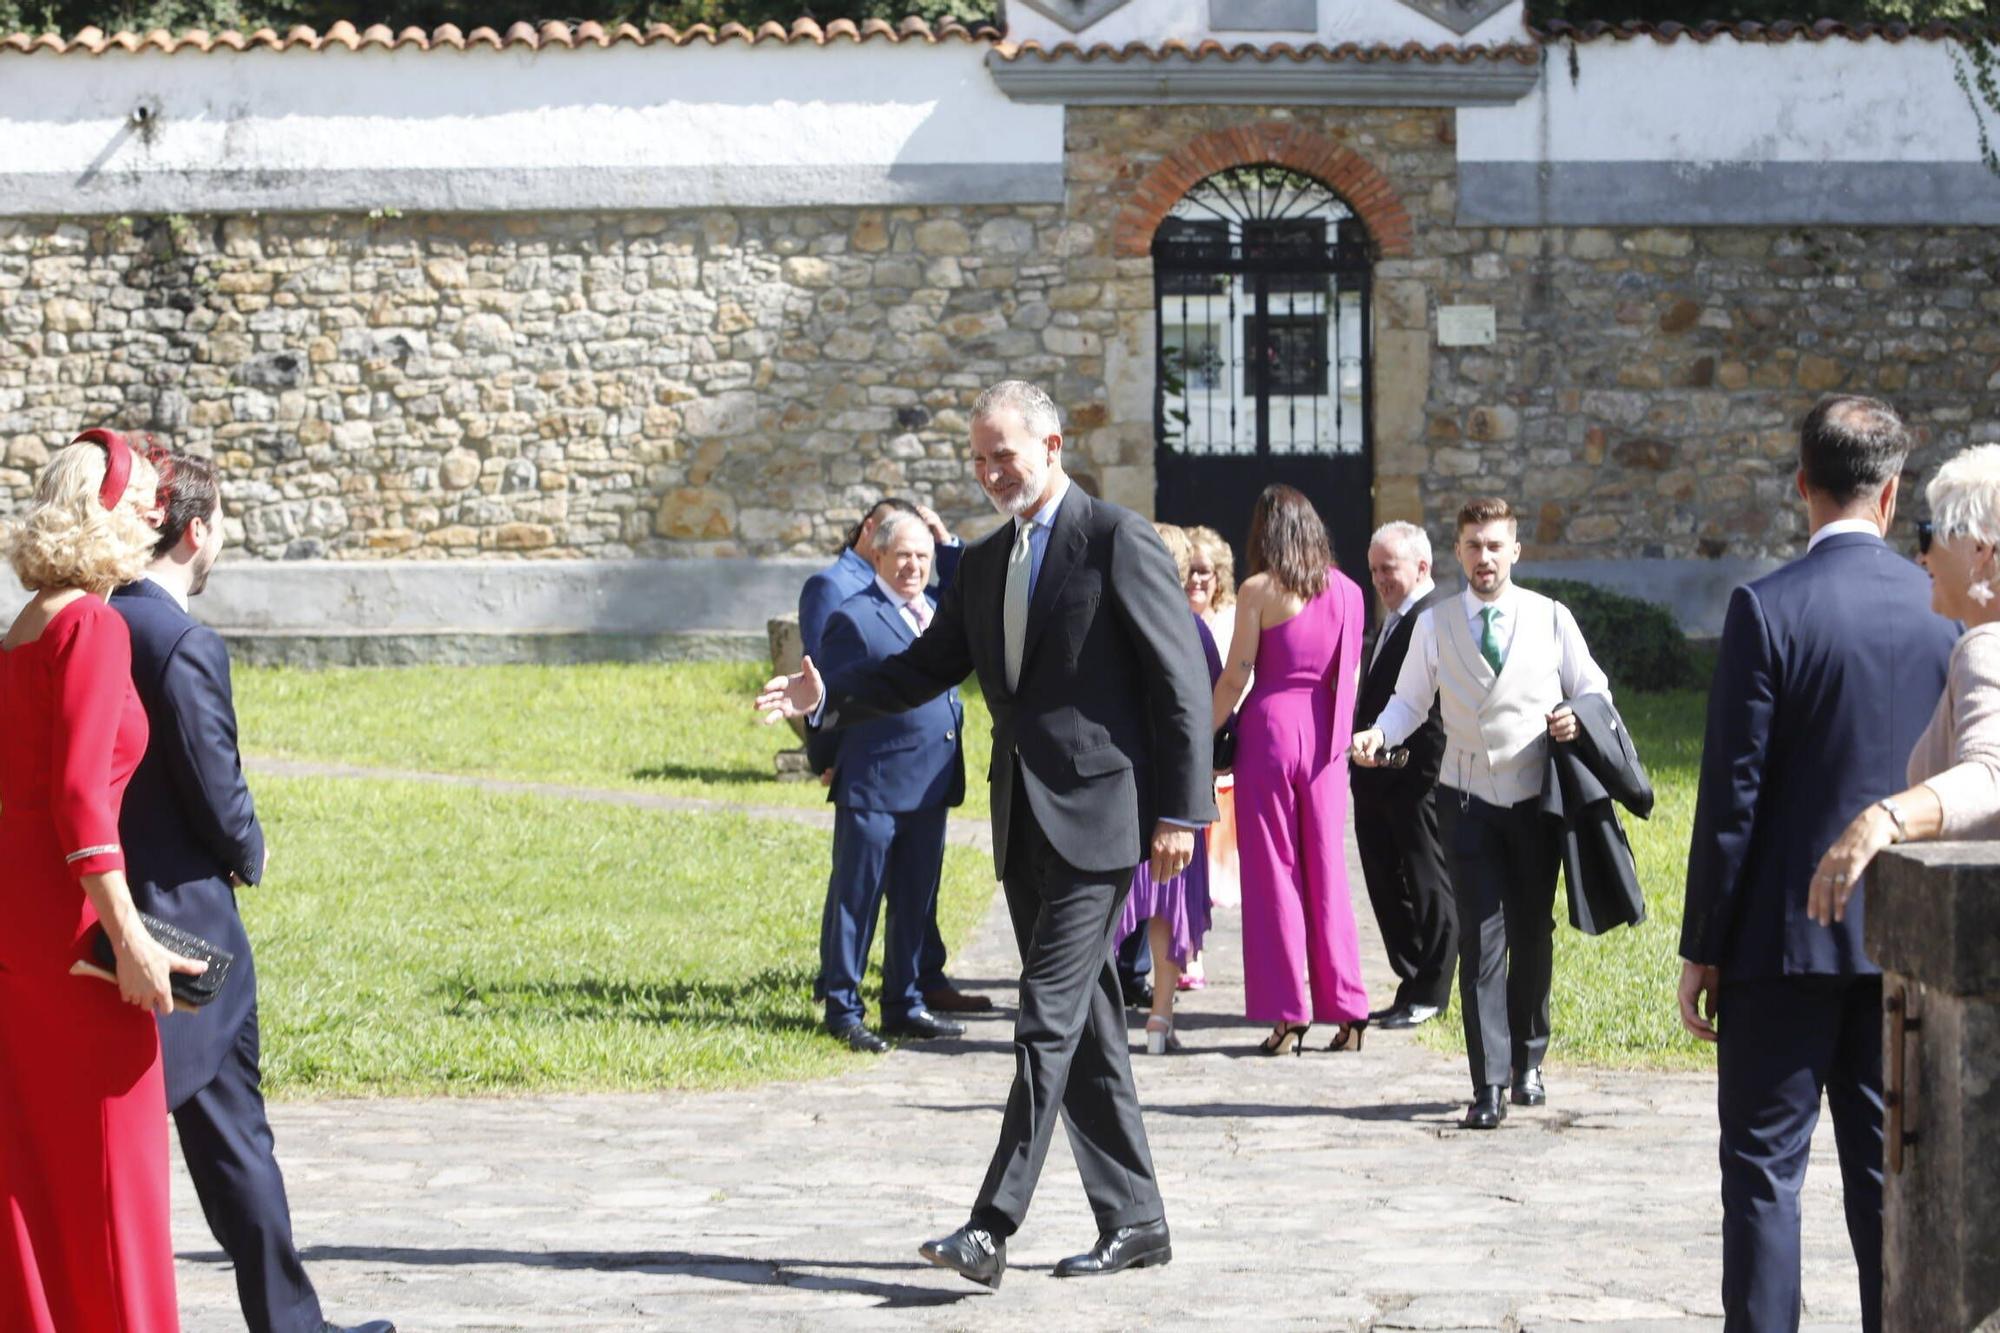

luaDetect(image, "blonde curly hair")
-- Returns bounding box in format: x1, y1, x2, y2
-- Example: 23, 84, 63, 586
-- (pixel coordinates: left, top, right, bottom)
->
1152, 522, 1194, 583
8, 440, 162, 595
1188, 525, 1236, 609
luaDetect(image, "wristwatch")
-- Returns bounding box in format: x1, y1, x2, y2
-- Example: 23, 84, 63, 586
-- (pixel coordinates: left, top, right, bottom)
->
1877, 796, 1911, 843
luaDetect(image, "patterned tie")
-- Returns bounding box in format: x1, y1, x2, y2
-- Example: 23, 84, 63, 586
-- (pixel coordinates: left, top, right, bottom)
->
1003, 519, 1034, 691
905, 597, 930, 636
1479, 605, 1504, 674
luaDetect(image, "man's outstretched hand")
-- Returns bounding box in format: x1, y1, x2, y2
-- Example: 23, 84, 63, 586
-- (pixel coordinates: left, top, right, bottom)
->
756, 656, 826, 724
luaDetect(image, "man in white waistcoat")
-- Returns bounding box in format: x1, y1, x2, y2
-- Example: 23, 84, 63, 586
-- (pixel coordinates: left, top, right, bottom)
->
1352, 496, 1611, 1130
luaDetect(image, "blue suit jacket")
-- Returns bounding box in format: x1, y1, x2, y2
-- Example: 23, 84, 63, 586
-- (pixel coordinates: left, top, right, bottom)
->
1681, 532, 1957, 979
807, 581, 965, 813
111, 581, 265, 1109
799, 541, 962, 662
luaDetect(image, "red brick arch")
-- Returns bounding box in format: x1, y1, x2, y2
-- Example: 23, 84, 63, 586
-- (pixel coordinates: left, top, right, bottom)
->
1112, 122, 1413, 259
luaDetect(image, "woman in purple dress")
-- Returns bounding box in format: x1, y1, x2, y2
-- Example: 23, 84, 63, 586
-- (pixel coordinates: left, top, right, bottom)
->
1115, 524, 1221, 1054
1210, 486, 1370, 1055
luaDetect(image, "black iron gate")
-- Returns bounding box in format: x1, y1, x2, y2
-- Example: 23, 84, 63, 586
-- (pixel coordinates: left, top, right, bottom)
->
1152, 166, 1374, 581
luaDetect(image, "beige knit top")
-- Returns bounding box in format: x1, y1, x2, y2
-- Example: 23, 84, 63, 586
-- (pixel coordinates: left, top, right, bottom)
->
1908, 621, 2000, 838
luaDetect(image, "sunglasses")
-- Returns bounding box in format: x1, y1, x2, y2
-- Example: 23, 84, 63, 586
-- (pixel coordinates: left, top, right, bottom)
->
1917, 520, 1934, 557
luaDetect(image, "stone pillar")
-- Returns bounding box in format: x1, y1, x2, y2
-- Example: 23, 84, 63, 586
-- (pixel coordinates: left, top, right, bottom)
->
766, 612, 811, 774
1865, 844, 2000, 1332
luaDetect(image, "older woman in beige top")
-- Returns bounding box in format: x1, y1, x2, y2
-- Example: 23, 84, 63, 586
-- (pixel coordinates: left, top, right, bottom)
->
1811, 443, 2000, 923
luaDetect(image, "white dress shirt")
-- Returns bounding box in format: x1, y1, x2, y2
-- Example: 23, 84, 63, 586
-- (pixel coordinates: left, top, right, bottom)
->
1372, 583, 1610, 748
1806, 517, 1882, 552
874, 574, 930, 636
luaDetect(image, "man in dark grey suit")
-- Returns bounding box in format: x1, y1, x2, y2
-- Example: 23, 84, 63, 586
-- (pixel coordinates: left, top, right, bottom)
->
759, 380, 1215, 1289
1681, 396, 1956, 1333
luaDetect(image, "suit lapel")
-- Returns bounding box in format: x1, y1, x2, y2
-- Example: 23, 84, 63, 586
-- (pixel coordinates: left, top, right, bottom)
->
864, 584, 915, 646
1018, 487, 1087, 679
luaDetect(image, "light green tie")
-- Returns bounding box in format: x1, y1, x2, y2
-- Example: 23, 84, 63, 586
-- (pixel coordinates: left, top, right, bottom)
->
1003, 520, 1034, 691
1478, 605, 1504, 674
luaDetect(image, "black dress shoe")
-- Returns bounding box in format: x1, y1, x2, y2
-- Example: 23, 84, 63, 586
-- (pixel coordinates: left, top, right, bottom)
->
1512, 1068, 1546, 1106
324, 1321, 396, 1333
1368, 1003, 1408, 1024
1052, 1219, 1172, 1277
1461, 1086, 1508, 1130
882, 1006, 965, 1040
919, 1223, 1006, 1289
1121, 980, 1154, 1010
1379, 1003, 1441, 1030
829, 1023, 889, 1054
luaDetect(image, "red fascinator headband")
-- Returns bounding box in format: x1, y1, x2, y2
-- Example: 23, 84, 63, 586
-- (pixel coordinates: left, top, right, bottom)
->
70, 428, 135, 512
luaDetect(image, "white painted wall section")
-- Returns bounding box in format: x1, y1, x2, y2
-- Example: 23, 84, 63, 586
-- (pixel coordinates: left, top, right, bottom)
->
0, 41, 1065, 215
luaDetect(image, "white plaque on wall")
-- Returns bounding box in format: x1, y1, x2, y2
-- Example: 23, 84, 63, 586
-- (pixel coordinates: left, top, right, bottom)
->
1437, 305, 1497, 348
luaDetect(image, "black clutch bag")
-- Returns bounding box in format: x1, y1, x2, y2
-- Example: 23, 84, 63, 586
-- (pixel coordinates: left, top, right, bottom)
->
83, 912, 235, 1009
1213, 717, 1238, 771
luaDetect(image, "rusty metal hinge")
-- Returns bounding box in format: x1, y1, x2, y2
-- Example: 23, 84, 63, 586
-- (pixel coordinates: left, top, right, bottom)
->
1886, 984, 1923, 1175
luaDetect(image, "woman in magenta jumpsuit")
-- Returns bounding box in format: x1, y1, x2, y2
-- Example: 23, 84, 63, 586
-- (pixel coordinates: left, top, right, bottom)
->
1211, 485, 1369, 1054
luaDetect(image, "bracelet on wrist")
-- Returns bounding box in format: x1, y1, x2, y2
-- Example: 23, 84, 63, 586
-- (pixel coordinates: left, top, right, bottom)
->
1877, 796, 1911, 844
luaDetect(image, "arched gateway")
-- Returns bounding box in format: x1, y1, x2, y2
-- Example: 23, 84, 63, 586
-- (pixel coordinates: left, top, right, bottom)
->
1150, 163, 1376, 581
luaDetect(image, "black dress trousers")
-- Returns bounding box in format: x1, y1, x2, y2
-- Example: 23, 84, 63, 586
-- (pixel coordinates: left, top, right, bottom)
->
1352, 789, 1458, 1013
1437, 791, 1560, 1092
971, 782, 1162, 1237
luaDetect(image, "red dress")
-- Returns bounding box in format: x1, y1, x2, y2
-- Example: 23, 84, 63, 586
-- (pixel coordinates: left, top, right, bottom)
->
0, 596, 179, 1331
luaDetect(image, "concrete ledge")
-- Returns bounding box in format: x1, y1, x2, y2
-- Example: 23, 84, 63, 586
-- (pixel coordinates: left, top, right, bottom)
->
1869, 843, 2000, 997
1515, 556, 1787, 638
222, 628, 766, 668
987, 49, 1540, 106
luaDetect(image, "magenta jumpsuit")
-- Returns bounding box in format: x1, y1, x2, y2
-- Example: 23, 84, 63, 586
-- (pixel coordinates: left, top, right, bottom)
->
1235, 569, 1370, 1025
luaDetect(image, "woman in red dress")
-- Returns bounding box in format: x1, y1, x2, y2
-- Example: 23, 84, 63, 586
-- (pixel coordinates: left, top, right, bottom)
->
0, 432, 206, 1331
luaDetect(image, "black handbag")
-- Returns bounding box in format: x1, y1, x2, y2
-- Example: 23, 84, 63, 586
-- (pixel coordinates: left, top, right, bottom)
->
1213, 716, 1238, 771
83, 912, 235, 1009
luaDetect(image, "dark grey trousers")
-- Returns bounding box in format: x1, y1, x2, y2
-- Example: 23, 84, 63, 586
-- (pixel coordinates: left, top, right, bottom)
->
970, 798, 1162, 1238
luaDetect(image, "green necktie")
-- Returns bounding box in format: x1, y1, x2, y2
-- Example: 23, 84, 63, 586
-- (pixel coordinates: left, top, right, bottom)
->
1479, 605, 1504, 674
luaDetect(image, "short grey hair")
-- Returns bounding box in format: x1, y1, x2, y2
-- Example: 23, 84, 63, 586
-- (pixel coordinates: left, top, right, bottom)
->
1927, 443, 2000, 547
1369, 520, 1433, 567
971, 380, 1062, 440
871, 508, 933, 554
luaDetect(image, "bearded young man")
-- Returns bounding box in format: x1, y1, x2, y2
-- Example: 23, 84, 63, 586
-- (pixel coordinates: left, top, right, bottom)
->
758, 379, 1214, 1289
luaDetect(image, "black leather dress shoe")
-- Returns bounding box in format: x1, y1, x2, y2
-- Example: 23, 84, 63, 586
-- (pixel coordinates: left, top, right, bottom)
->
829, 1023, 889, 1054
1121, 980, 1154, 1010
1379, 1003, 1440, 1030
1512, 1068, 1547, 1106
919, 1224, 1006, 1289
1461, 1086, 1508, 1129
882, 1006, 965, 1040
324, 1321, 396, 1333
1052, 1219, 1172, 1277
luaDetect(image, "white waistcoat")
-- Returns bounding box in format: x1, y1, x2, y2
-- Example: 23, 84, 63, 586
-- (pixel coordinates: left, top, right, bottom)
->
1435, 588, 1563, 807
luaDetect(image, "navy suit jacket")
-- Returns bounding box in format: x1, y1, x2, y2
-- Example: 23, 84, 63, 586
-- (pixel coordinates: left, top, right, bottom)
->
112, 580, 265, 1110
808, 582, 965, 813
800, 541, 963, 662
1681, 532, 1956, 980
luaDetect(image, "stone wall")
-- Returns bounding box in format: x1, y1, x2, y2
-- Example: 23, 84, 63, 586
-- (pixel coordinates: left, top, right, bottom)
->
4, 103, 1992, 635
0, 206, 1098, 561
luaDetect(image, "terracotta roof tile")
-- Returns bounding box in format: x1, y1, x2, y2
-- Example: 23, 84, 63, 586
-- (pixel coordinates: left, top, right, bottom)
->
0, 13, 996, 56
1531, 18, 2000, 45
994, 38, 1541, 65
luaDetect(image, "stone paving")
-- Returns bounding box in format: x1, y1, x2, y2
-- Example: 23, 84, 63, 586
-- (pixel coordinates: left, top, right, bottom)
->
177, 769, 1867, 1331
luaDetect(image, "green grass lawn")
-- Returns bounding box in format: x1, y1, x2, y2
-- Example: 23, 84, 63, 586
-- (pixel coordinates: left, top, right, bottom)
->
242, 774, 992, 1098
1414, 689, 1716, 1072
236, 662, 995, 820
236, 662, 1718, 1080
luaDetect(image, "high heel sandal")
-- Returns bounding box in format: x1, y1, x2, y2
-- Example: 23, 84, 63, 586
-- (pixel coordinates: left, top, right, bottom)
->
1257, 1024, 1310, 1057
1144, 1014, 1180, 1055
1327, 1021, 1368, 1053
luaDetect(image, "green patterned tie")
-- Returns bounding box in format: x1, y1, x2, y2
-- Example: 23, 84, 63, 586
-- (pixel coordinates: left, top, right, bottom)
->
1479, 605, 1504, 674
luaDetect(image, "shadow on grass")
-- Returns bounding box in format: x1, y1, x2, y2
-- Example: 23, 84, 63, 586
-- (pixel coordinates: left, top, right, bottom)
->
436, 969, 824, 1034
630, 762, 774, 786
179, 1245, 979, 1310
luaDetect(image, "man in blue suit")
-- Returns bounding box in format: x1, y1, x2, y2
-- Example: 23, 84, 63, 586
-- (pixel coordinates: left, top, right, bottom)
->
1680, 396, 1956, 1333
808, 509, 970, 1051
113, 449, 393, 1333
802, 498, 987, 1016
